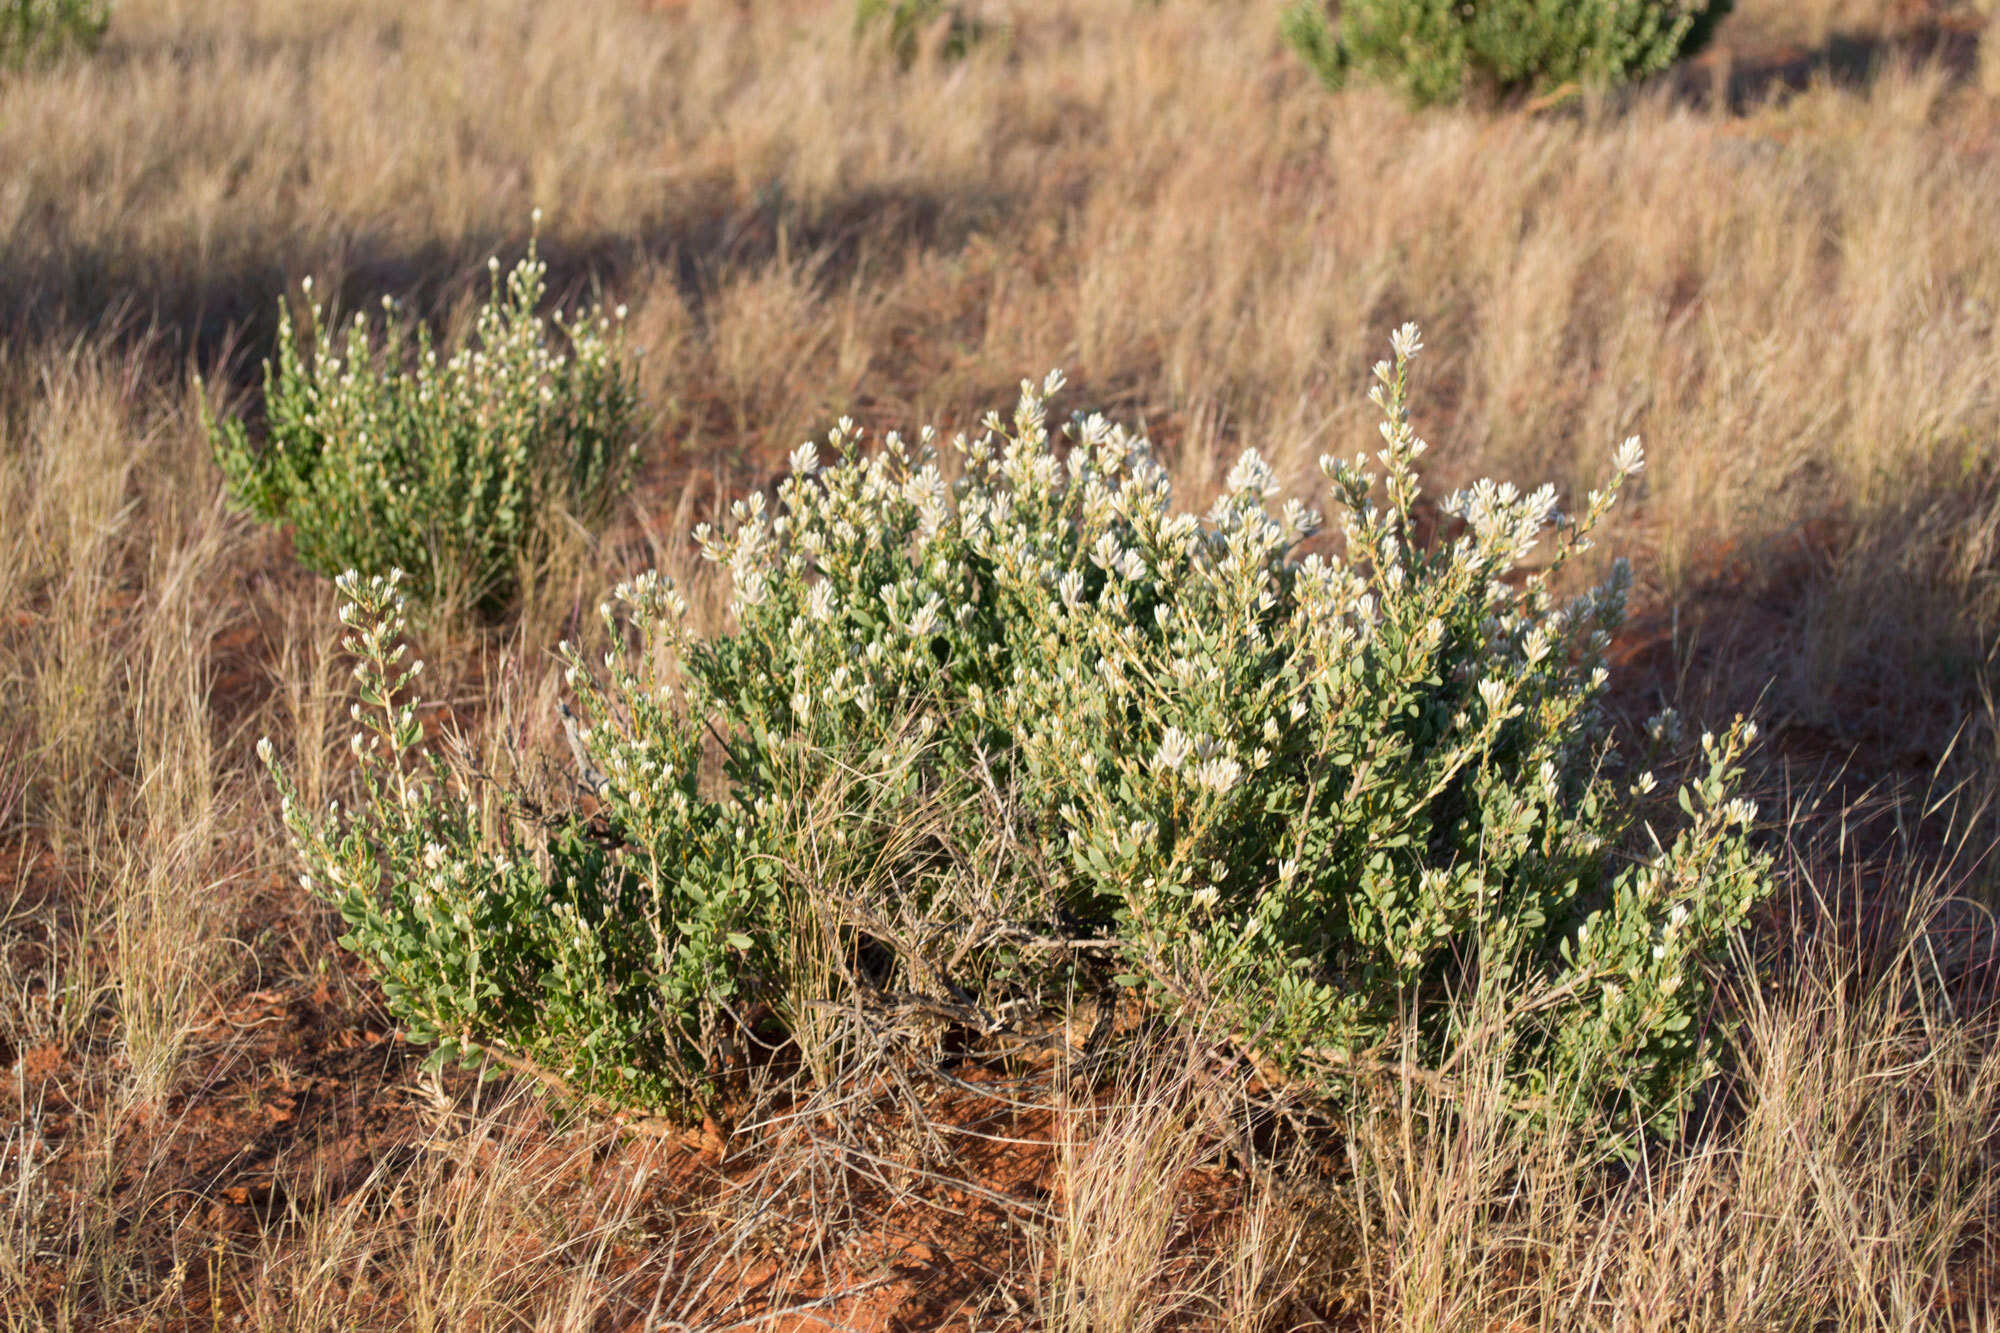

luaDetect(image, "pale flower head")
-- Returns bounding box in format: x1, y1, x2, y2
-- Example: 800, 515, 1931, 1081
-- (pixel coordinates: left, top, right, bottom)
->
1646, 709, 1684, 745
1225, 448, 1279, 499
907, 595, 942, 638
1189, 756, 1242, 794
807, 579, 836, 623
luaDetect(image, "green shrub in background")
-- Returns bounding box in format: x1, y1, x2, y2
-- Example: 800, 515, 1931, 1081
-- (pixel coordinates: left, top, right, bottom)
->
854, 0, 989, 68
1282, 0, 1733, 108
263, 327, 1770, 1142
0, 0, 109, 71
206, 227, 641, 617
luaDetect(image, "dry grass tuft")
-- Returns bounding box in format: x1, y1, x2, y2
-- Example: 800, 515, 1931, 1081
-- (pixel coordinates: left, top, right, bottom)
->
1331, 819, 2000, 1329
1038, 1038, 1308, 1332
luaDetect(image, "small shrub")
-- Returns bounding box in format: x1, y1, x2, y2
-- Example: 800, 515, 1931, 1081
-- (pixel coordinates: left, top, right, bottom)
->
264, 327, 1770, 1140
1282, 0, 1733, 108
206, 230, 641, 617
854, 0, 989, 69
0, 0, 108, 72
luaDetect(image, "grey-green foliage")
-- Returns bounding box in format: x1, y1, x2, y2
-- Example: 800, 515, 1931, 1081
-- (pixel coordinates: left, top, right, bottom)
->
263, 327, 1770, 1141
206, 237, 641, 617
0, 0, 108, 71
854, 0, 989, 68
1282, 0, 1733, 108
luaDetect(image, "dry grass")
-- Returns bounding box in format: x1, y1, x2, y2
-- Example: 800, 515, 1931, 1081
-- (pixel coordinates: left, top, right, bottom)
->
1035, 1037, 1306, 1333
2, 0, 1998, 1327
1330, 832, 2000, 1328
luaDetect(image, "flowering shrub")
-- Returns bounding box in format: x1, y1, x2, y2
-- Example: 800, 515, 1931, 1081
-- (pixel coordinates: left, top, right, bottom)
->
0, 0, 108, 72
1281, 0, 1732, 108
207, 228, 641, 616
266, 327, 1770, 1139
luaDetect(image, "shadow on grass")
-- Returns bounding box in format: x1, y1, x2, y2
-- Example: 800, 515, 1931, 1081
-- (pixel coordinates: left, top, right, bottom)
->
0, 179, 1017, 402
1607, 458, 1999, 864
1663, 11, 1989, 114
